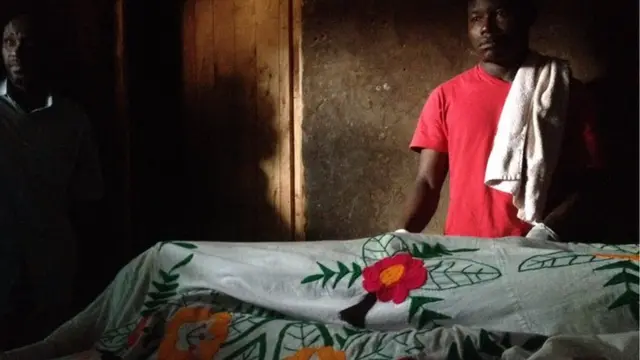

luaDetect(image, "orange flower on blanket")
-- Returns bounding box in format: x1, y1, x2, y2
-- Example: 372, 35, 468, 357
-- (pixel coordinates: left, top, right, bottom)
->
285, 346, 347, 360
157, 307, 231, 360
362, 253, 427, 304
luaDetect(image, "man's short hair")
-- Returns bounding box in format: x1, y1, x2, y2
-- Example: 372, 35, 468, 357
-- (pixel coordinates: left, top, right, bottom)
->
1, 2, 43, 34
467, 0, 537, 25
467, 0, 536, 12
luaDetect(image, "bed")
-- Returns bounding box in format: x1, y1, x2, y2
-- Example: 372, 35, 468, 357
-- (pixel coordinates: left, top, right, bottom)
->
2, 232, 638, 359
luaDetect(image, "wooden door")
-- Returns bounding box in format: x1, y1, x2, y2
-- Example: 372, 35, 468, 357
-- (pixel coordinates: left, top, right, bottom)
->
179, 0, 304, 241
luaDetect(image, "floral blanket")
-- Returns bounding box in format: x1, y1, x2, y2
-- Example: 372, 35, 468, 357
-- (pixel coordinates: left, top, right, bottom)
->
4, 233, 639, 360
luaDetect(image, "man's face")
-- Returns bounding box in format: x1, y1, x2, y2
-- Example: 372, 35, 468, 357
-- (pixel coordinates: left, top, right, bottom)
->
2, 15, 41, 89
467, 0, 532, 65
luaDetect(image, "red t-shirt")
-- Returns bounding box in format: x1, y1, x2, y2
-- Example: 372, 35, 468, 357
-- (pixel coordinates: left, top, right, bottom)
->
410, 65, 600, 238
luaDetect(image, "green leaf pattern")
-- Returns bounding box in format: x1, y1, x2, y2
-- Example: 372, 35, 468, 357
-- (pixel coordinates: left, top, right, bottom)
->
518, 251, 607, 272
410, 243, 478, 259
224, 314, 273, 347
594, 260, 639, 322
361, 233, 410, 265
139, 243, 198, 317
272, 322, 333, 359
424, 259, 502, 291
408, 296, 451, 329
517, 246, 639, 322
222, 333, 267, 360
301, 261, 362, 289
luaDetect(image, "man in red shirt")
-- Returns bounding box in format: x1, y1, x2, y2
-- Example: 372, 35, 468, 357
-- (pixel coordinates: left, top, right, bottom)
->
399, 0, 600, 238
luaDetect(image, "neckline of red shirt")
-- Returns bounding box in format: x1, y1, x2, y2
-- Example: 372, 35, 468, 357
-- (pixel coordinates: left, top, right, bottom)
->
474, 64, 513, 86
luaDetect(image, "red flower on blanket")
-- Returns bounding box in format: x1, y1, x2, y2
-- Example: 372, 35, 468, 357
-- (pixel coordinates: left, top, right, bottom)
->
128, 316, 151, 347
362, 253, 427, 304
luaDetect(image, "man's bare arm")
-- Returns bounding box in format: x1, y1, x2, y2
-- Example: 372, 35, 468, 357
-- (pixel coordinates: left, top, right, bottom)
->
399, 149, 449, 233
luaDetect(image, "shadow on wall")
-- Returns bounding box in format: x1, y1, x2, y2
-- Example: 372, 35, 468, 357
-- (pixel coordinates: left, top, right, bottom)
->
182, 76, 290, 242
127, 0, 292, 248
584, 0, 639, 242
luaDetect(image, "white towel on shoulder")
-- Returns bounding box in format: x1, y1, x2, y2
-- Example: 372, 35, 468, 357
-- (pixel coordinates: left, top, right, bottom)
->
484, 52, 572, 224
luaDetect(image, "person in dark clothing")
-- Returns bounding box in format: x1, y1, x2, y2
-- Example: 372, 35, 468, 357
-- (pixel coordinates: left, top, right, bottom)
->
0, 8, 103, 347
